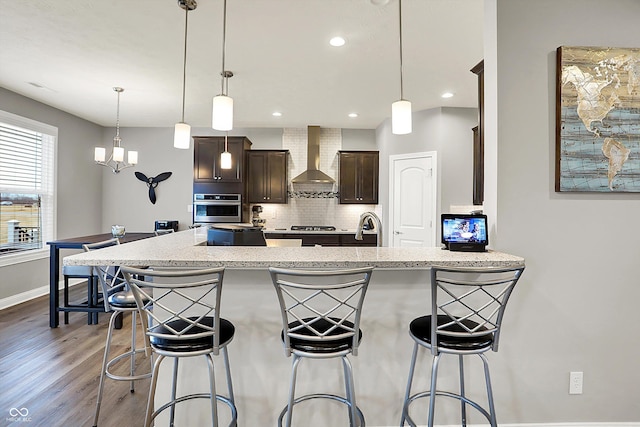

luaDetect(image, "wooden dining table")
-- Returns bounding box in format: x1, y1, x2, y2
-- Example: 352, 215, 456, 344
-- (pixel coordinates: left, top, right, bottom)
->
46, 232, 155, 328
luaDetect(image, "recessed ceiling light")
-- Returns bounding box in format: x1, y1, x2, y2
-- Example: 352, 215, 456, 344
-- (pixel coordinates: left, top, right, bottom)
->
272, 112, 282, 117
329, 37, 346, 47
441, 92, 454, 99
348, 113, 358, 118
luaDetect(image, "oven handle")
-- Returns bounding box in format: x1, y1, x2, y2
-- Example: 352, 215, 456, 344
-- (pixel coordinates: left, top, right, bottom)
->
193, 201, 241, 206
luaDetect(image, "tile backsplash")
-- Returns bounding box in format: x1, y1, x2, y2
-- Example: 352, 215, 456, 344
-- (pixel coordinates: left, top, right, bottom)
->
250, 128, 381, 230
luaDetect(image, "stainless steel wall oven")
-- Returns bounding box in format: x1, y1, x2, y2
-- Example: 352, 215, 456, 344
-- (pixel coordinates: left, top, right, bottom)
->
193, 194, 242, 223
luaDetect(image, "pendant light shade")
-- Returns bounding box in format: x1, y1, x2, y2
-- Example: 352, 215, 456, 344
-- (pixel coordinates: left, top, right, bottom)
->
173, 0, 197, 149
220, 132, 232, 169
392, 0, 412, 135
212, 95, 233, 131
212, 0, 234, 131
174, 122, 191, 149
220, 150, 232, 169
392, 99, 412, 135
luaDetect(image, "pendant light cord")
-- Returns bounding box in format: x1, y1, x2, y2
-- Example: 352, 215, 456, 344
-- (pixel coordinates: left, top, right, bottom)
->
398, 0, 404, 100
220, 0, 228, 95
180, 6, 189, 122
114, 88, 121, 145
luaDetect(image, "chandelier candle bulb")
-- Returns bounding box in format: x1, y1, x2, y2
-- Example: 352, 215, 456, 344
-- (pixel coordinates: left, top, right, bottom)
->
112, 146, 124, 162
94, 147, 106, 162
128, 151, 138, 165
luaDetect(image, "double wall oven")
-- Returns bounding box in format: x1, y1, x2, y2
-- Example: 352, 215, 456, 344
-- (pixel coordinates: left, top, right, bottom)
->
193, 193, 242, 224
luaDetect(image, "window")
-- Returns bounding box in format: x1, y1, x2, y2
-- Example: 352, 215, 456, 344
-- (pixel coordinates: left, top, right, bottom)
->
0, 110, 57, 265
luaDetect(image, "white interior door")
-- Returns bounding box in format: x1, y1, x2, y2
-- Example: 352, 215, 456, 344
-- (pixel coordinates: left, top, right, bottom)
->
389, 152, 437, 247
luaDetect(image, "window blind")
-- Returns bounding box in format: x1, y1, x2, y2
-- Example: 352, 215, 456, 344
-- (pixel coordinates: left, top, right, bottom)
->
0, 112, 56, 258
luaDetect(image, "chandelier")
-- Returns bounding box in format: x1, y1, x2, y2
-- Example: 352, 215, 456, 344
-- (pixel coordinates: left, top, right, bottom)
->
94, 87, 138, 173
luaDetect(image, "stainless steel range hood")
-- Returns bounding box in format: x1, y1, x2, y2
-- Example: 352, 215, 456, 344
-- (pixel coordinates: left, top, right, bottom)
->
291, 126, 335, 183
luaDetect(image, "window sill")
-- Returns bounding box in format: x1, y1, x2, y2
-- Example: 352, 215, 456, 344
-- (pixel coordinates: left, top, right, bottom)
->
0, 248, 49, 268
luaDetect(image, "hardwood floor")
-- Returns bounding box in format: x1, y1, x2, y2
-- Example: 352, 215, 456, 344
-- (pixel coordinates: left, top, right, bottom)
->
0, 287, 150, 427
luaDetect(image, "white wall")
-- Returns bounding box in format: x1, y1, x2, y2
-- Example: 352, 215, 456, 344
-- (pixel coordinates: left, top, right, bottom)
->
488, 0, 640, 423
0, 88, 103, 300
377, 107, 478, 240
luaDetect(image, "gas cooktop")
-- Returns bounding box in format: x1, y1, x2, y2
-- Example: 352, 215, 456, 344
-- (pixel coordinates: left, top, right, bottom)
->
290, 225, 336, 231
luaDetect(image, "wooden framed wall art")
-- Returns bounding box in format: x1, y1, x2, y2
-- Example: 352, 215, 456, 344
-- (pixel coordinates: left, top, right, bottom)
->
556, 46, 640, 192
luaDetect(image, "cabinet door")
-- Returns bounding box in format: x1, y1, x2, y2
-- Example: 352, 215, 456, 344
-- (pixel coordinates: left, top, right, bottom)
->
339, 153, 359, 203
217, 139, 243, 182
194, 139, 218, 182
339, 151, 379, 204
194, 138, 243, 183
266, 151, 288, 203
358, 152, 379, 204
247, 150, 288, 203
246, 151, 268, 203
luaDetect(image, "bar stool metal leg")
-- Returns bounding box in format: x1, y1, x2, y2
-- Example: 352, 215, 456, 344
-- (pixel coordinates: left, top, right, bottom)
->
459, 355, 467, 426
92, 308, 151, 427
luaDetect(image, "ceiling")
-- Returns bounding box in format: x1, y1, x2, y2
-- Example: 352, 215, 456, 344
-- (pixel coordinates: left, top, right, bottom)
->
0, 0, 484, 130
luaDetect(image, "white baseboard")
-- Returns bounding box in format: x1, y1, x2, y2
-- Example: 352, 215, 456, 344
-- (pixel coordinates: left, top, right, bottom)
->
380, 424, 640, 427
0, 280, 84, 310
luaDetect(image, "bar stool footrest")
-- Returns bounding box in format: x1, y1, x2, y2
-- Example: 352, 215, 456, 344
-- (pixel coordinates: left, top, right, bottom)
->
278, 393, 365, 427
403, 390, 491, 426
150, 393, 237, 427
104, 348, 152, 383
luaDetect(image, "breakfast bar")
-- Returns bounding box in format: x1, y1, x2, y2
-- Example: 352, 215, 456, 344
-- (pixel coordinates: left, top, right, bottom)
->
63, 228, 524, 426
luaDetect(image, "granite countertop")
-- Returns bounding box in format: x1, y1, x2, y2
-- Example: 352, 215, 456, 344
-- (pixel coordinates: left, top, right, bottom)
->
63, 228, 525, 270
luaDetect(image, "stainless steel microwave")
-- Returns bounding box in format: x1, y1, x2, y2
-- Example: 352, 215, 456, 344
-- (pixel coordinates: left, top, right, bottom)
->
193, 194, 241, 223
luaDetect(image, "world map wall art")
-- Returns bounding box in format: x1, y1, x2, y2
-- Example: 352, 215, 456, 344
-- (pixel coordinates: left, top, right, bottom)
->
556, 46, 640, 192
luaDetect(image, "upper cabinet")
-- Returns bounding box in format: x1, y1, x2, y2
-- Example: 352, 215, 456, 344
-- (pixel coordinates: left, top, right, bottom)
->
193, 136, 251, 183
246, 150, 289, 204
339, 151, 379, 204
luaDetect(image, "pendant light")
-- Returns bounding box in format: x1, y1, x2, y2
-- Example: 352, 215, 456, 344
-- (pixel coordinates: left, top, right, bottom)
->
94, 87, 139, 173
392, 0, 412, 135
220, 132, 232, 169
212, 0, 233, 131
174, 0, 197, 149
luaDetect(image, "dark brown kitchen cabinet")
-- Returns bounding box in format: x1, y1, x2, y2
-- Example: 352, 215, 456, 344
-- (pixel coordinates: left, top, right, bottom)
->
264, 232, 377, 247
339, 151, 379, 204
193, 136, 251, 183
246, 150, 288, 204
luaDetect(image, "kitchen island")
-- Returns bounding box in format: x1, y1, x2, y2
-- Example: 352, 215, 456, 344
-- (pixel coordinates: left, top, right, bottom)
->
64, 228, 524, 426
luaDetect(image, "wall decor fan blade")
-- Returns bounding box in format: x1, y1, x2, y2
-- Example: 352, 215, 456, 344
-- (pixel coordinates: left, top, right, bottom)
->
154, 172, 172, 183
135, 171, 149, 182
149, 186, 157, 204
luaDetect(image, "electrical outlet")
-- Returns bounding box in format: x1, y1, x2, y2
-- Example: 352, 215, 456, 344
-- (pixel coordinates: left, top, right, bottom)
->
187, 204, 193, 213
569, 371, 583, 394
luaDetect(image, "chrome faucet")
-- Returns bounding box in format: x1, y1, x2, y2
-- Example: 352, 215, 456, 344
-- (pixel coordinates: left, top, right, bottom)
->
355, 211, 383, 247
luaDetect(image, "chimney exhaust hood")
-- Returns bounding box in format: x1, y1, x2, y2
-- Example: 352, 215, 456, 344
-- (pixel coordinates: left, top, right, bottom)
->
291, 126, 335, 183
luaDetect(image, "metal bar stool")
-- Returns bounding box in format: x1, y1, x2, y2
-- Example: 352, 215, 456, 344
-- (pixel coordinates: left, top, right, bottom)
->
269, 266, 374, 427
400, 266, 525, 427
85, 239, 153, 427
122, 266, 237, 427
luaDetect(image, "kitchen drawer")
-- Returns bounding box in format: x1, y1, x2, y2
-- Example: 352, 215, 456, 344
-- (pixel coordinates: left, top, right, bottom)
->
340, 234, 377, 247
